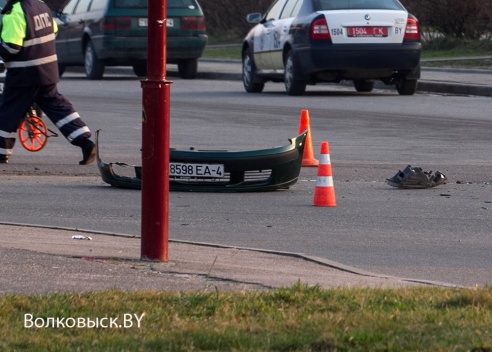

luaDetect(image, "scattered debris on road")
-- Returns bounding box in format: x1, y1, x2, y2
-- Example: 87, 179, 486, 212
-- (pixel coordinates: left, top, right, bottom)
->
386, 165, 447, 189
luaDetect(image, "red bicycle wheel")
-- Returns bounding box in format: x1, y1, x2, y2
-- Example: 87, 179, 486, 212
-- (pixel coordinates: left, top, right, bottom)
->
19, 116, 48, 152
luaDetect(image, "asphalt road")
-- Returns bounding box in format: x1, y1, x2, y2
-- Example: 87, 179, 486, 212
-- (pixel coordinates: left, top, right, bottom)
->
1, 68, 491, 288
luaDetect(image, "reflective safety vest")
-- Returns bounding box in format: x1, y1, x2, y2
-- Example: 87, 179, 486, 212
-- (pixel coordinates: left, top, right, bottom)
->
0, 0, 59, 87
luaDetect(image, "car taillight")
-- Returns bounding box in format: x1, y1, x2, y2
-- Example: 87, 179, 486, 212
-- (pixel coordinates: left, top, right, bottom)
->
181, 16, 206, 31
403, 17, 420, 41
311, 18, 330, 41
103, 17, 132, 31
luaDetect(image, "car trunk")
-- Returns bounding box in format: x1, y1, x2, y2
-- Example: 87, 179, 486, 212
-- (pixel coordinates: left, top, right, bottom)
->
167, 0, 206, 38
321, 10, 409, 44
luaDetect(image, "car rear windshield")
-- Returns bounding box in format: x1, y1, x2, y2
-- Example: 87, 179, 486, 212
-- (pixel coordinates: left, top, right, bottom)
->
113, 0, 197, 9
314, 0, 404, 10
168, 0, 198, 8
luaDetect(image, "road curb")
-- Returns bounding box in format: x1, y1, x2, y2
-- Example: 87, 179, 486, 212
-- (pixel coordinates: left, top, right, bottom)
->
0, 221, 461, 289
196, 59, 492, 97
416, 81, 492, 97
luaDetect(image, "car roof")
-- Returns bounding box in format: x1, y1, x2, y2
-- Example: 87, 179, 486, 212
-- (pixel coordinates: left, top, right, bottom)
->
0, 0, 66, 13
45, 0, 70, 12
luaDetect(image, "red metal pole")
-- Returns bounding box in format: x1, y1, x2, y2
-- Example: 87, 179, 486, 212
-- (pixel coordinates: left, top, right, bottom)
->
141, 0, 172, 261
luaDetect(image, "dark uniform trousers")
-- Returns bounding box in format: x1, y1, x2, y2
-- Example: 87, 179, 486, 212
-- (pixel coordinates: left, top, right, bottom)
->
0, 84, 91, 155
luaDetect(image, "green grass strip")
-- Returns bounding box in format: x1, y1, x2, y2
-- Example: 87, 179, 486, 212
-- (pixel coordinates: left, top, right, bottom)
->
1, 283, 492, 351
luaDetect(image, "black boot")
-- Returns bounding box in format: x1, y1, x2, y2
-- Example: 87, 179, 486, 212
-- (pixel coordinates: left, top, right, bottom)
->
0, 154, 8, 164
79, 139, 96, 165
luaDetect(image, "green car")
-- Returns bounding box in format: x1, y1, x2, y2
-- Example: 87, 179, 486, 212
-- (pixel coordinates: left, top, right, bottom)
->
54, 0, 208, 79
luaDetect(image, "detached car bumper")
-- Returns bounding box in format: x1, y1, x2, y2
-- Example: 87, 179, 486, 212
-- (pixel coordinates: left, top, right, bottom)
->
96, 130, 307, 192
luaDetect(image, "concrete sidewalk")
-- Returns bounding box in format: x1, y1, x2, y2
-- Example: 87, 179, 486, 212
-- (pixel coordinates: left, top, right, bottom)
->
0, 223, 460, 295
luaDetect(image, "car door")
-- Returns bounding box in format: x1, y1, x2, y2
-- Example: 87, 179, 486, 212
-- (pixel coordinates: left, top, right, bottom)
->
66, 0, 93, 60
269, 0, 302, 69
252, 0, 287, 70
55, 0, 79, 63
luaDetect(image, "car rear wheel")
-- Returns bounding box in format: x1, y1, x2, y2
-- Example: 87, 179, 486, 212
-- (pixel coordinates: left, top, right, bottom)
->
132, 63, 147, 77
353, 80, 375, 92
242, 47, 264, 93
177, 59, 198, 79
85, 41, 104, 80
284, 51, 306, 96
396, 78, 417, 95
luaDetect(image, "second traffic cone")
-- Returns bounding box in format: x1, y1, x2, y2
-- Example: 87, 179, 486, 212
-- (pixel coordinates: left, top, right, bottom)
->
313, 142, 336, 207
298, 110, 319, 167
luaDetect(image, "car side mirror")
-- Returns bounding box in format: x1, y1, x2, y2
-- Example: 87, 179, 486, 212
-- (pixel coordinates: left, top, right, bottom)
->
246, 13, 262, 24
56, 12, 70, 25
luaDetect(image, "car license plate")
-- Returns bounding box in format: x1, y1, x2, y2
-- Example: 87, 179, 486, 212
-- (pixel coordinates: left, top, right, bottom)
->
347, 27, 388, 37
138, 18, 173, 27
170, 163, 224, 178
139, 18, 148, 27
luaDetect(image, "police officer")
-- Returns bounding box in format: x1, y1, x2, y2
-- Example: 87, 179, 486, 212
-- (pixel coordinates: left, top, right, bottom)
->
0, 0, 95, 165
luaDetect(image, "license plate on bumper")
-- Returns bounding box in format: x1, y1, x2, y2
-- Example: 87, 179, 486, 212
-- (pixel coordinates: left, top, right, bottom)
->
138, 18, 148, 27
139, 18, 173, 27
347, 27, 388, 37
170, 163, 224, 178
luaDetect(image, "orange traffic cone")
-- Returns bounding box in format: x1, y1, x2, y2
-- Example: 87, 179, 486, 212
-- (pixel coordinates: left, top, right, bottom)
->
298, 110, 319, 167
313, 142, 336, 207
